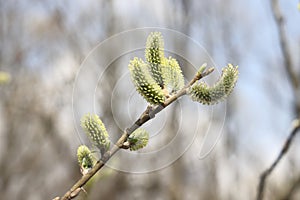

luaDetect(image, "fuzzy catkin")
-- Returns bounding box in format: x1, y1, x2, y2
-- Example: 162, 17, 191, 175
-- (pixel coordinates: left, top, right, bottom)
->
145, 32, 165, 87
128, 128, 149, 151
81, 114, 110, 156
129, 57, 165, 105
189, 64, 238, 105
77, 145, 93, 169
162, 57, 184, 94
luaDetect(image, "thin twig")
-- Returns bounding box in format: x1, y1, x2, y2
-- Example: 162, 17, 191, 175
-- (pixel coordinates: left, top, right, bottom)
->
256, 119, 300, 200
256, 1, 300, 199
270, 0, 300, 115
271, 0, 298, 88
55, 67, 214, 200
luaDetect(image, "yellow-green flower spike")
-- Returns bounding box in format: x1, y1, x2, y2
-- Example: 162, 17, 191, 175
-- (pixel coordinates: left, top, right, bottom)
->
145, 32, 165, 86
162, 57, 184, 94
145, 32, 164, 65
77, 145, 94, 170
81, 114, 110, 156
128, 128, 149, 151
129, 57, 165, 105
148, 63, 164, 87
189, 64, 238, 105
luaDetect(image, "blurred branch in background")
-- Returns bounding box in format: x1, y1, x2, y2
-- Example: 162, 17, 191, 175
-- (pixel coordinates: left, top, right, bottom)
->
257, 119, 300, 200
270, 0, 300, 116
256, 0, 300, 199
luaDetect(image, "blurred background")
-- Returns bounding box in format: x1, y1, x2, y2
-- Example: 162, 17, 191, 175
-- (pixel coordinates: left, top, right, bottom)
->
0, 0, 300, 199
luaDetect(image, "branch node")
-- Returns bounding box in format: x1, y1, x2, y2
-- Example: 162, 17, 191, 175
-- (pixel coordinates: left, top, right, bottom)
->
121, 141, 130, 149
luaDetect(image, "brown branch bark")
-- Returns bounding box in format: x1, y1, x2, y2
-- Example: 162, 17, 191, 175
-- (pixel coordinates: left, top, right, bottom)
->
54, 67, 214, 200
256, 119, 300, 200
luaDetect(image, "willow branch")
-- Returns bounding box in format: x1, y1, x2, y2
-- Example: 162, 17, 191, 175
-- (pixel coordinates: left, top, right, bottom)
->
55, 67, 214, 200
256, 119, 300, 200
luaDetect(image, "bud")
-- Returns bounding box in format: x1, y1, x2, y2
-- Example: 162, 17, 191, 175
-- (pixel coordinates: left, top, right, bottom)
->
196, 63, 207, 77
77, 145, 94, 174
128, 128, 149, 151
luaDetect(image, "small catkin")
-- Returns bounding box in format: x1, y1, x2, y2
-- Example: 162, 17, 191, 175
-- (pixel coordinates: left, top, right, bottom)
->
77, 145, 94, 169
128, 128, 149, 151
81, 114, 110, 156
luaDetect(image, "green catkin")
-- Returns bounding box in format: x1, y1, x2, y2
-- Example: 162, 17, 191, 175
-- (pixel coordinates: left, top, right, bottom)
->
145, 32, 165, 87
145, 32, 164, 65
129, 57, 165, 105
162, 57, 184, 94
81, 114, 110, 156
128, 128, 149, 151
189, 64, 238, 105
77, 145, 94, 169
